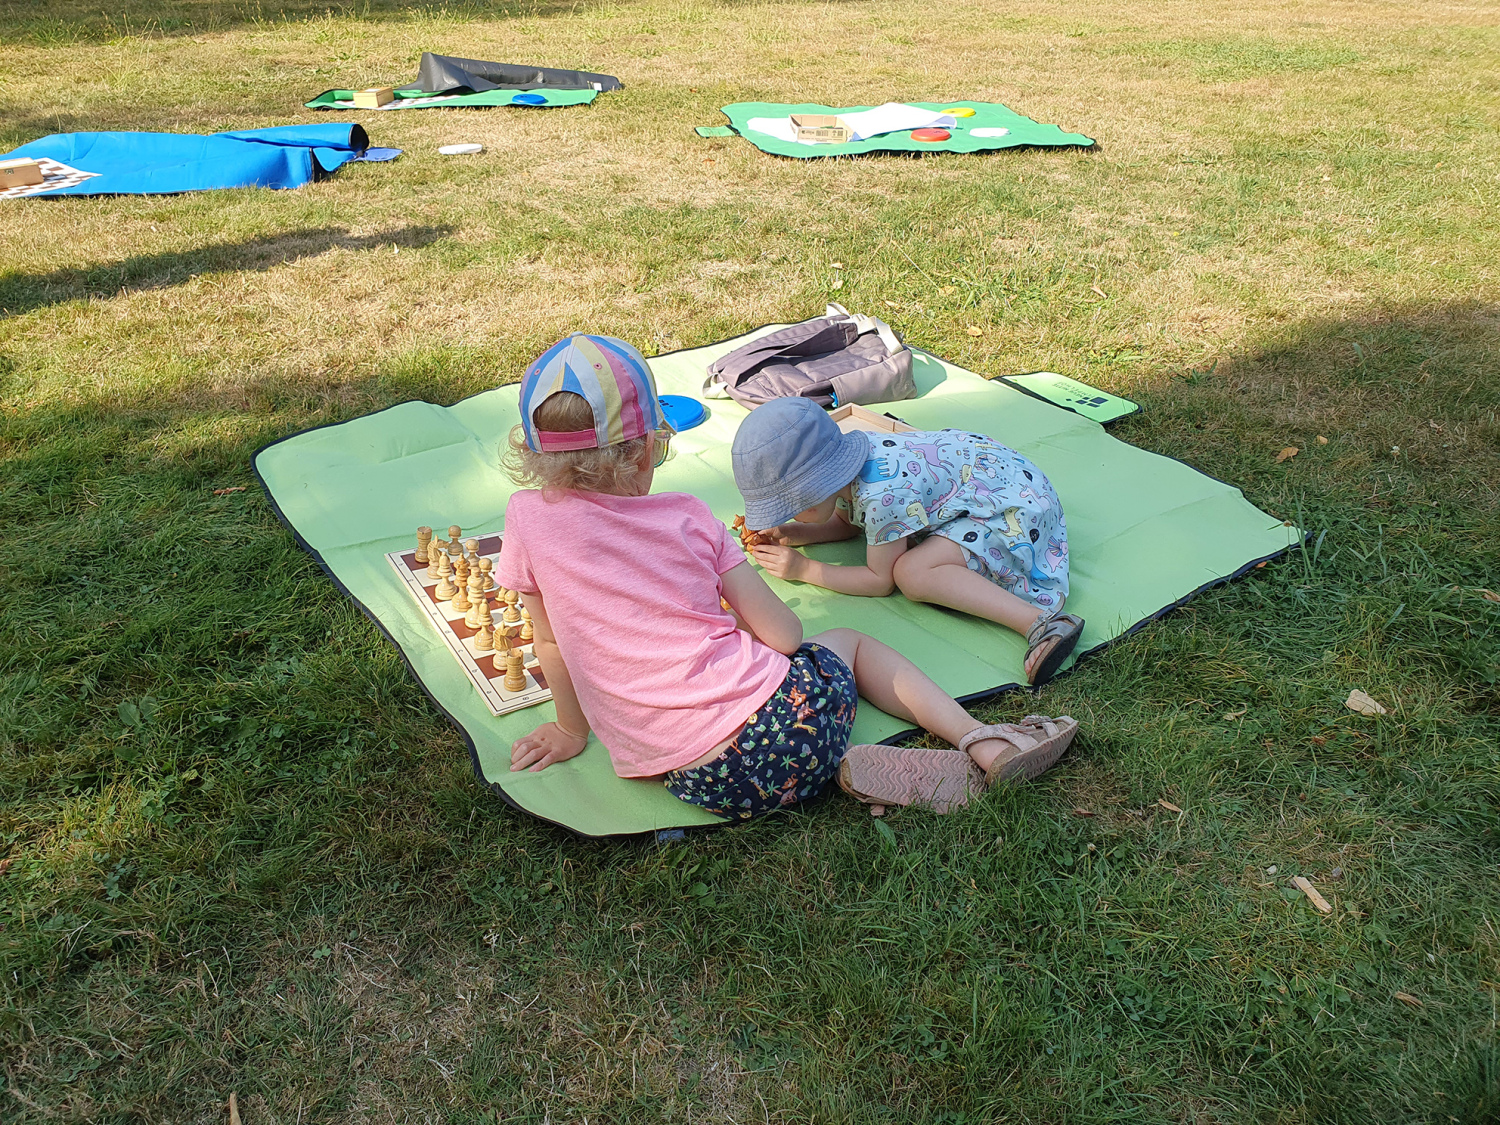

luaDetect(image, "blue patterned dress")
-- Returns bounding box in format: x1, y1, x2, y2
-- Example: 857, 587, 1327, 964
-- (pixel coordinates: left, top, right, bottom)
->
839, 429, 1070, 611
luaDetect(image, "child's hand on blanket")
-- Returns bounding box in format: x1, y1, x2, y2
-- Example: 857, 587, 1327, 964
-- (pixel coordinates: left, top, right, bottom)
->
751, 543, 811, 582
511, 721, 589, 772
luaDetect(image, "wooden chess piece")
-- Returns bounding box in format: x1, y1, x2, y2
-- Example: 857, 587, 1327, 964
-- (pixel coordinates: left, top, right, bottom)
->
451, 570, 471, 613
463, 538, 480, 565
426, 543, 444, 580
474, 607, 496, 652
434, 551, 457, 601
447, 525, 463, 553
502, 587, 521, 625
464, 577, 488, 628
478, 557, 495, 593
503, 644, 527, 692
519, 606, 533, 643
415, 526, 433, 564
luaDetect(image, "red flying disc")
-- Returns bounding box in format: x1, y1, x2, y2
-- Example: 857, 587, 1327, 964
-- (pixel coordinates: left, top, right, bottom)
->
911, 127, 951, 142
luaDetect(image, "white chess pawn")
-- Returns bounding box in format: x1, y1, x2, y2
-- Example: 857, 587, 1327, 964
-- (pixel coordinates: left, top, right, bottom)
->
474, 608, 496, 652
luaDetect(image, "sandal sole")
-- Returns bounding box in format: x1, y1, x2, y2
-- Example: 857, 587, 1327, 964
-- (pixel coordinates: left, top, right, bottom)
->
837, 745, 983, 814
1027, 620, 1084, 689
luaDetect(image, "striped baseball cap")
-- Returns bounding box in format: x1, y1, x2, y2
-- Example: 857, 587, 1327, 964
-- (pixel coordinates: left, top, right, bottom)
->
518, 334, 666, 452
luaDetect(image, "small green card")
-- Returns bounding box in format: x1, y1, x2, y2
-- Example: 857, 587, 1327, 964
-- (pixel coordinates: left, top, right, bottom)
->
1000, 371, 1138, 424
695, 125, 734, 137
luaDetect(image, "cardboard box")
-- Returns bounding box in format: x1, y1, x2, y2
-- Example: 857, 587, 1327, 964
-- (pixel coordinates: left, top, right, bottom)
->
352, 86, 395, 109
790, 113, 852, 144
830, 402, 915, 435
0, 158, 45, 188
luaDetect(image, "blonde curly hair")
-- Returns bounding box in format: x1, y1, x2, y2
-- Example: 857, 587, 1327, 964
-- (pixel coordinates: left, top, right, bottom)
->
503, 391, 651, 496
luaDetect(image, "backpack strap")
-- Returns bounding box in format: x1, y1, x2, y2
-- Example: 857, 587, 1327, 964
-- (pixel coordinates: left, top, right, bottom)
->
826, 302, 902, 355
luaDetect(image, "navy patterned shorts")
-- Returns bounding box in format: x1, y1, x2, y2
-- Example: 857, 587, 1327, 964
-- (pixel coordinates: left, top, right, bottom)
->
664, 643, 858, 820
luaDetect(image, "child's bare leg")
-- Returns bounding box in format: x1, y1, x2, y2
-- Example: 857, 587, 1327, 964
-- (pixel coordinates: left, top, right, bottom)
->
891, 537, 1060, 680
807, 627, 1015, 775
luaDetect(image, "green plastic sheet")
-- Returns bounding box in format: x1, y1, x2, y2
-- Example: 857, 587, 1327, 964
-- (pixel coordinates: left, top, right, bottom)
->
254, 330, 1296, 836
719, 101, 1093, 159
304, 88, 597, 111
1001, 372, 1139, 424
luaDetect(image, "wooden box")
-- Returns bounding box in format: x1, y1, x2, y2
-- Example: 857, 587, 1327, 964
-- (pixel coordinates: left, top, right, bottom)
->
0, 158, 45, 188
352, 86, 395, 109
829, 402, 915, 435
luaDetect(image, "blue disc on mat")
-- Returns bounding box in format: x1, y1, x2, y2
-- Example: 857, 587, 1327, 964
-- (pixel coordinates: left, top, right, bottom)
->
511, 92, 547, 105
659, 394, 707, 432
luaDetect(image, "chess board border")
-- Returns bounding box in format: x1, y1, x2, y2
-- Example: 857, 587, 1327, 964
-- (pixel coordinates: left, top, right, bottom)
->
253, 327, 1304, 837
385, 535, 552, 717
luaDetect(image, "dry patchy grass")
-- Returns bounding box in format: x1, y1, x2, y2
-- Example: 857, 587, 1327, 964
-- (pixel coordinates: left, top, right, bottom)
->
2, 0, 1498, 1122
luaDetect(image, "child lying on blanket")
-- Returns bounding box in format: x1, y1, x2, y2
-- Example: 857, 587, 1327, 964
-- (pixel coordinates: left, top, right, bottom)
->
495, 334, 1079, 818
731, 397, 1085, 689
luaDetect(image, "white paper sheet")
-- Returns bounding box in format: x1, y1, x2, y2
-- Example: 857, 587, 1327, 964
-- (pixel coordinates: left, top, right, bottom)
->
745, 103, 958, 145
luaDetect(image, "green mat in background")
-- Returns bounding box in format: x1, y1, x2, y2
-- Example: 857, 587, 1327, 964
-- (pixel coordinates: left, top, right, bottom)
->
304, 88, 598, 110
254, 329, 1297, 837
1001, 371, 1139, 424
717, 101, 1094, 159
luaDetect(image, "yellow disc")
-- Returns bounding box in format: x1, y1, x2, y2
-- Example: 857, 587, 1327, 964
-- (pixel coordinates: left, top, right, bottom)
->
942, 107, 976, 117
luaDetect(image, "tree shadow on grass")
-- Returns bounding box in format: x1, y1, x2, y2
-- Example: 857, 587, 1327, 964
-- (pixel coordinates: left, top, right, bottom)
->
1117, 298, 1500, 522
1, 0, 850, 44
0, 0, 593, 43
0, 224, 454, 318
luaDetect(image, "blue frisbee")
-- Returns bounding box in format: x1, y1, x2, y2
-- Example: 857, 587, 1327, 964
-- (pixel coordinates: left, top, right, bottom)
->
659, 394, 707, 432
511, 92, 548, 105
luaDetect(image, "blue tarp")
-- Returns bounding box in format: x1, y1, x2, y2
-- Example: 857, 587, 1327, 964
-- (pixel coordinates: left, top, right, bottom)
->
2, 124, 386, 196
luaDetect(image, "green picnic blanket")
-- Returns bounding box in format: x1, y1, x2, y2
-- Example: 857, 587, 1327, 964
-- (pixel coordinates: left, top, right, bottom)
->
304, 88, 597, 111
253, 330, 1295, 837
717, 101, 1094, 159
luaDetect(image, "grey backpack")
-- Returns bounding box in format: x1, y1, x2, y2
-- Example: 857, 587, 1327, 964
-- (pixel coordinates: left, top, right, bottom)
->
703, 304, 916, 410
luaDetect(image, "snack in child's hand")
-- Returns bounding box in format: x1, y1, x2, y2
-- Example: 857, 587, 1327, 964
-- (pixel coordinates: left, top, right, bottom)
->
732, 514, 771, 551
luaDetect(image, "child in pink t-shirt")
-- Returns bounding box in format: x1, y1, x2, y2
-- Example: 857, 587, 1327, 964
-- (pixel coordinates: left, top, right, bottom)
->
496, 334, 1081, 819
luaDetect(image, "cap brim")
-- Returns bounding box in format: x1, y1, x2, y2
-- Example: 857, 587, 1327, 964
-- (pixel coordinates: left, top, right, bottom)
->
743, 429, 868, 531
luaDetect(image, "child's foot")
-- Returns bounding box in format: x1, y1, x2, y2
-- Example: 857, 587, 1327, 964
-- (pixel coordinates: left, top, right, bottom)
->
837, 716, 1078, 812
837, 744, 984, 813
1024, 614, 1085, 688
959, 716, 1078, 783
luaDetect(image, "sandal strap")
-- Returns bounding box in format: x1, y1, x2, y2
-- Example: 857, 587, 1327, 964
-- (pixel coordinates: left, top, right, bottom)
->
1026, 611, 1082, 650
957, 722, 1035, 756
958, 716, 1070, 756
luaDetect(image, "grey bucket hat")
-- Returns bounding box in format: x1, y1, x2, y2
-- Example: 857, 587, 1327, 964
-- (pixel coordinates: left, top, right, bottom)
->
731, 398, 869, 529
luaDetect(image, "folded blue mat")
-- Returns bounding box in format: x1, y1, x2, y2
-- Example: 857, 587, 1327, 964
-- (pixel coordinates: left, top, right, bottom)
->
1, 124, 390, 196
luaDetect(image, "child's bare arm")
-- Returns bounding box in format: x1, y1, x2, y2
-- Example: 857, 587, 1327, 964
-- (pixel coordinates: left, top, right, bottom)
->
765, 514, 859, 547
752, 538, 907, 597
720, 561, 804, 655
510, 592, 591, 772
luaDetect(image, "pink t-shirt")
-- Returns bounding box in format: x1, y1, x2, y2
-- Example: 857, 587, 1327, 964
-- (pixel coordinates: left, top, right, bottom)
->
495, 489, 791, 778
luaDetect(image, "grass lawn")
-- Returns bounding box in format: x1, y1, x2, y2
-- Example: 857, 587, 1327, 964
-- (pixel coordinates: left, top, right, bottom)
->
2, 0, 1498, 1120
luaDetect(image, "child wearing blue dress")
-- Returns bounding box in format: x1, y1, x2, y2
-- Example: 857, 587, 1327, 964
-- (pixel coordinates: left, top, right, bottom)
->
731, 398, 1085, 687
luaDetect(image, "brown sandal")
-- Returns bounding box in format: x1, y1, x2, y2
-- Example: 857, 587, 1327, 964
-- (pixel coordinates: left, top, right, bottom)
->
959, 715, 1078, 784
1025, 613, 1084, 688
836, 744, 985, 814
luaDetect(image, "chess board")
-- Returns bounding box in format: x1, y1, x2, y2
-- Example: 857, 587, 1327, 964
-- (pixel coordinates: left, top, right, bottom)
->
385, 533, 551, 716
0, 158, 101, 200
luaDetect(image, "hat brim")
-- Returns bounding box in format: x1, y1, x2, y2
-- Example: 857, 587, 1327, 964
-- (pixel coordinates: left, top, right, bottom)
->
742, 429, 868, 530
